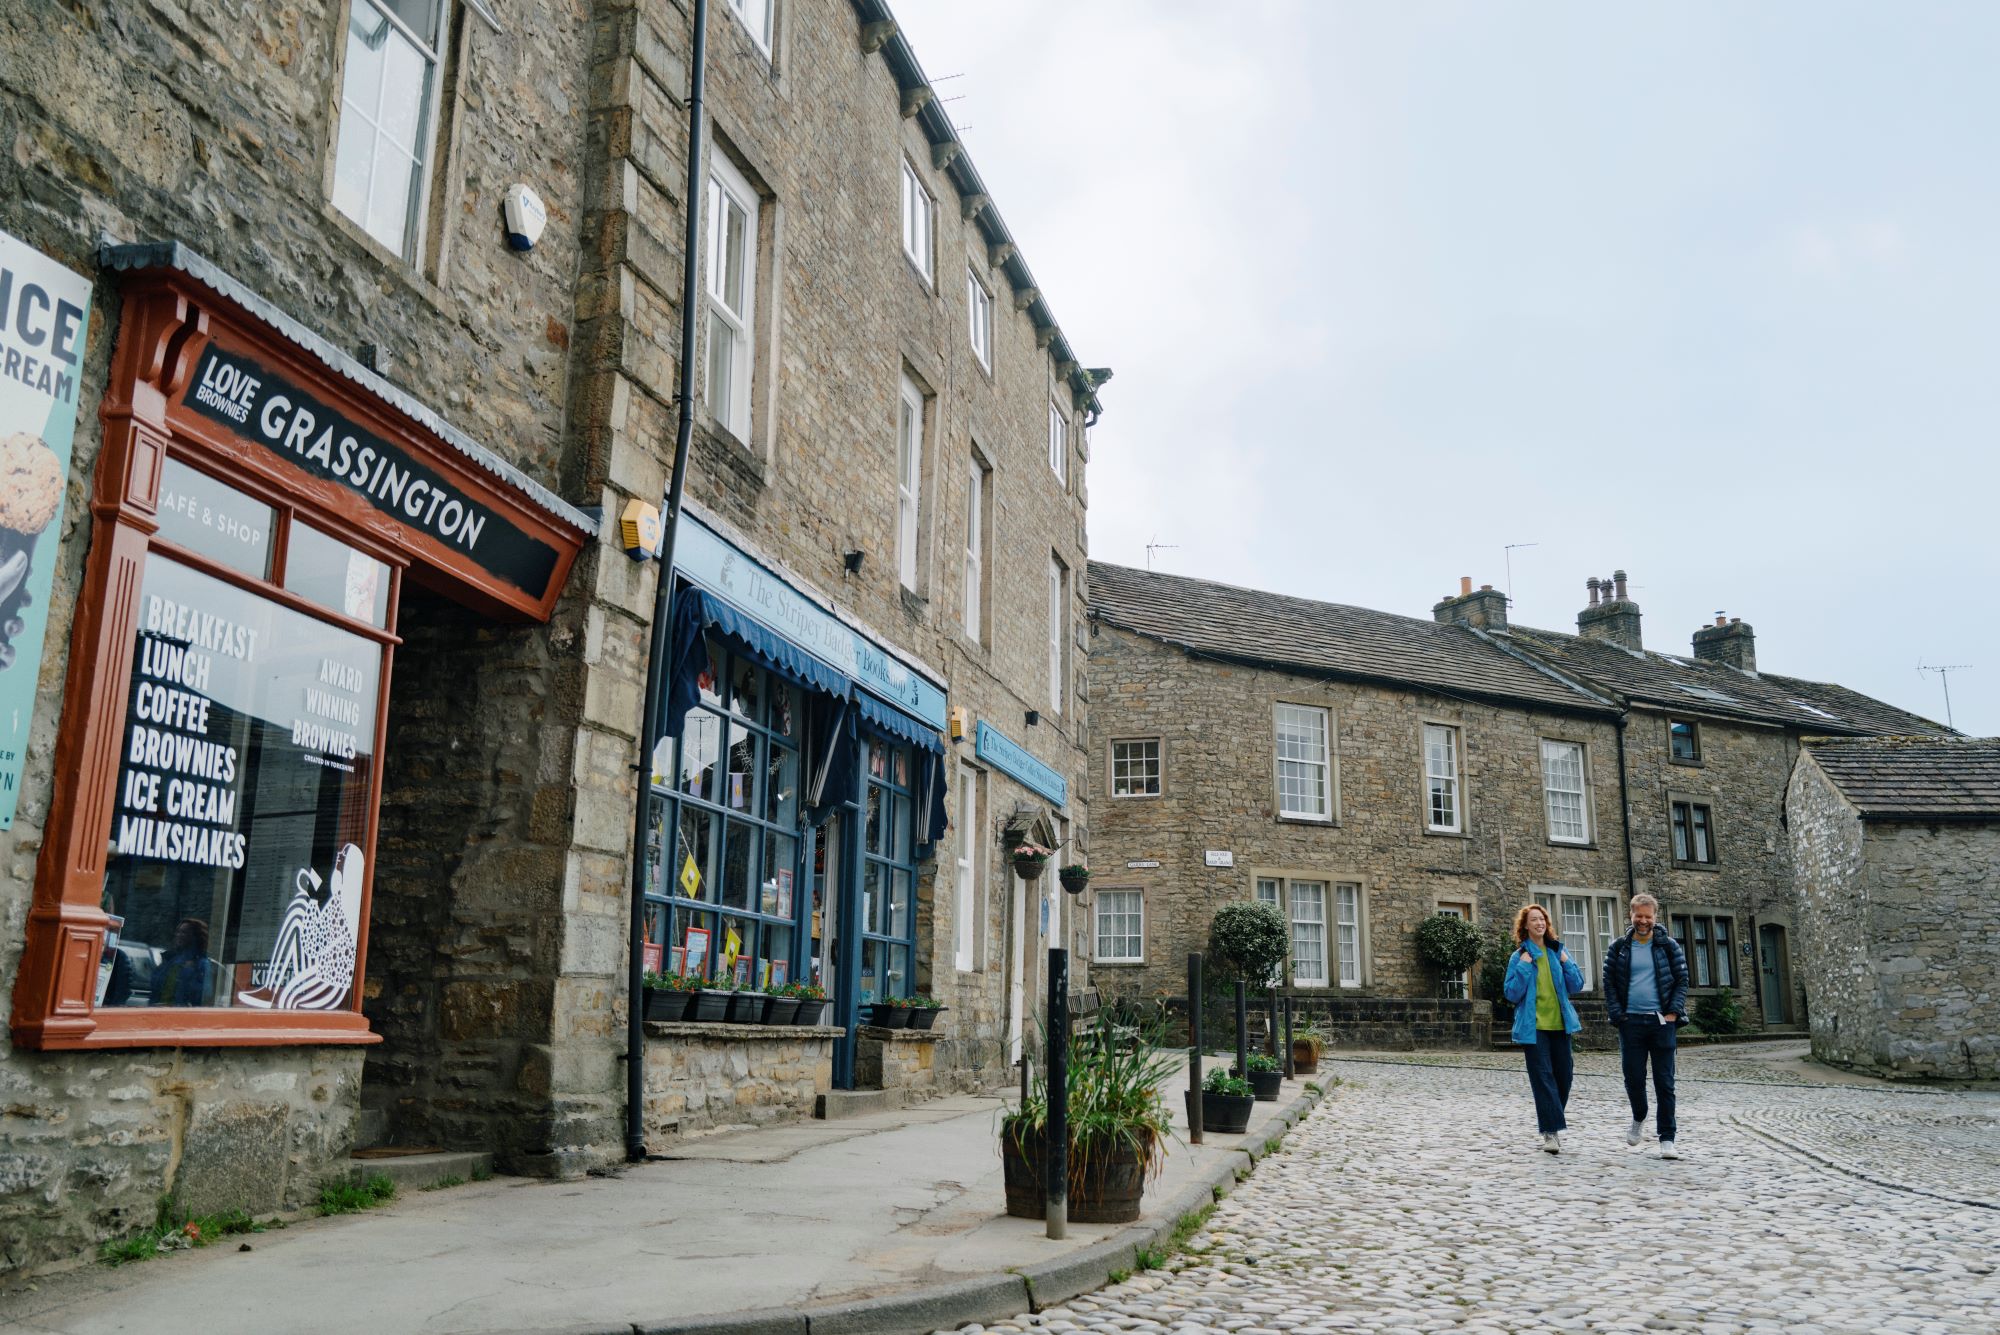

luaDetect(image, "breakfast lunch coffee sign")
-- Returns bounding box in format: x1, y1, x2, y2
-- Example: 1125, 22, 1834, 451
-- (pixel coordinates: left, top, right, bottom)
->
0, 229, 92, 830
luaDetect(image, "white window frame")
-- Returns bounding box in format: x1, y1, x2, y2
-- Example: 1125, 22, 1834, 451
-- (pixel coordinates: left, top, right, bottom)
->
1257, 875, 1361, 989
1094, 889, 1145, 964
962, 454, 986, 640
703, 151, 760, 443
900, 159, 934, 281
1047, 556, 1067, 715
1423, 722, 1462, 833
1530, 887, 1622, 994
332, 0, 445, 261
1435, 902, 1474, 997
896, 375, 924, 591
1540, 739, 1591, 845
1110, 738, 1162, 798
1334, 883, 1362, 988
1047, 397, 1069, 484
954, 766, 979, 971
1273, 703, 1333, 822
724, 0, 774, 53
967, 267, 994, 370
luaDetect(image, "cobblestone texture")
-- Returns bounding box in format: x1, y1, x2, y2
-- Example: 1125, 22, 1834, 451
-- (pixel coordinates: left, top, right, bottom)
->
952, 1052, 2000, 1335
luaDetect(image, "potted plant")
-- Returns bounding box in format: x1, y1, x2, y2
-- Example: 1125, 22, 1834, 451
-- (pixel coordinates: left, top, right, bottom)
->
789, 982, 831, 1026
868, 997, 913, 1029
760, 986, 800, 1025
1010, 841, 1053, 882
643, 970, 695, 1022
1237, 1052, 1283, 1101
1002, 1012, 1177, 1223
1291, 1018, 1326, 1075
906, 995, 948, 1030
1415, 913, 1482, 999
1199, 1067, 1254, 1135
692, 975, 735, 1023
727, 982, 768, 1024
1058, 863, 1091, 895
1208, 901, 1291, 1002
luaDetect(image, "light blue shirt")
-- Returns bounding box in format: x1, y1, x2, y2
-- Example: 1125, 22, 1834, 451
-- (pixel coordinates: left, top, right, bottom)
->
1628, 936, 1660, 1014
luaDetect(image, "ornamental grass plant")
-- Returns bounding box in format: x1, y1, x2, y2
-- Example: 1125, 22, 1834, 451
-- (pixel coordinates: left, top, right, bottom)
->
1004, 1010, 1178, 1197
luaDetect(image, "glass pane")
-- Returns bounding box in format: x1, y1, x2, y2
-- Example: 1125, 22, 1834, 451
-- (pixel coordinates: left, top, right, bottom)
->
365, 146, 416, 254
868, 738, 888, 780
1714, 919, 1733, 985
677, 908, 718, 980
1256, 878, 1279, 905
153, 459, 274, 578
705, 307, 735, 421
891, 794, 911, 856
862, 861, 882, 935
343, 7, 388, 110
331, 111, 375, 233
761, 831, 796, 918
888, 869, 912, 939
725, 723, 757, 813
727, 656, 763, 725
757, 925, 792, 991
1671, 805, 1690, 860
865, 785, 883, 855
765, 740, 799, 827
1692, 808, 1712, 862
378, 35, 429, 152
893, 748, 910, 789
721, 819, 755, 910
381, 0, 442, 43
102, 555, 379, 1012
284, 522, 390, 627
859, 938, 881, 1006
717, 913, 753, 986
678, 709, 723, 803
721, 197, 747, 314
675, 806, 715, 902
768, 679, 798, 738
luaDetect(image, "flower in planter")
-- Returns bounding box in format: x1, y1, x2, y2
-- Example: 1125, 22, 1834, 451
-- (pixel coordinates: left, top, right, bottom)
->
1243, 1053, 1282, 1075
1202, 1068, 1252, 1098
1058, 864, 1091, 895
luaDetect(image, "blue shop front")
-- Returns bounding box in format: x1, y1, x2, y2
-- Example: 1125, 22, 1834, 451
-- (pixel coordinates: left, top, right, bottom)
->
646, 508, 948, 1089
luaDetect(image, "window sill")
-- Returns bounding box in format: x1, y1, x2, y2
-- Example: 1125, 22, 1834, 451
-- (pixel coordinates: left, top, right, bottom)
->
902, 253, 935, 292
18, 1007, 380, 1051
1093, 959, 1146, 968
1670, 861, 1722, 873
1423, 828, 1468, 839
319, 201, 453, 321
1548, 839, 1598, 851
1111, 793, 1163, 801
1275, 814, 1336, 827
1669, 757, 1704, 768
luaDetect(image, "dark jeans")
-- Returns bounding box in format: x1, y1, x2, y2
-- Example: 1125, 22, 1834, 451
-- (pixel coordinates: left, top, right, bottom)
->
1522, 1030, 1574, 1134
1620, 1018, 1678, 1142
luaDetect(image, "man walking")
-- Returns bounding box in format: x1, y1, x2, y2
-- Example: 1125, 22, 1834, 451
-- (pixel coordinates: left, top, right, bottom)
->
1603, 894, 1689, 1159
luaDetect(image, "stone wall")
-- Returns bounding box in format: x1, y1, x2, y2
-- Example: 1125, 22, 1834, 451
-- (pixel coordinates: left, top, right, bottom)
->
1292, 997, 1494, 1052
1086, 623, 1631, 1026
854, 1025, 941, 1096
641, 1023, 837, 1140
1789, 759, 2000, 1079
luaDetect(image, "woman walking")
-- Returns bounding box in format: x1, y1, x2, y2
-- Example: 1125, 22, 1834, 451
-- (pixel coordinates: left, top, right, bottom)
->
1504, 903, 1584, 1153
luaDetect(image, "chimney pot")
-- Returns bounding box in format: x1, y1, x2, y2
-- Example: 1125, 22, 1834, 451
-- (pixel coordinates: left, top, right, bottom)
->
1586, 577, 1601, 607
1480, 584, 1494, 592
1613, 570, 1629, 601
1715, 614, 1727, 627
1459, 576, 1473, 597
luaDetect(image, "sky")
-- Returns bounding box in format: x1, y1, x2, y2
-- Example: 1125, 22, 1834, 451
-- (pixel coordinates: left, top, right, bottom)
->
891, 0, 2000, 735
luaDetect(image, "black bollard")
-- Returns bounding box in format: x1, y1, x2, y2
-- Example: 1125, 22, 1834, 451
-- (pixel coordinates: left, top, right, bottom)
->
1234, 980, 1249, 1081
1283, 992, 1296, 1078
1268, 988, 1280, 1061
1046, 947, 1069, 1240
1188, 952, 1205, 1145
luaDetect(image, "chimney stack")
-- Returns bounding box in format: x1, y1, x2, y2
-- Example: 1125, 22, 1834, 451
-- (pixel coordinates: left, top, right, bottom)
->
1576, 567, 1642, 650
1693, 614, 1757, 674
1433, 576, 1508, 632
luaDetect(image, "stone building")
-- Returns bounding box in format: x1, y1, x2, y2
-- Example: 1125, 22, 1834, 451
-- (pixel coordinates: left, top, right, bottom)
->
1085, 563, 1944, 1049
1086, 564, 1634, 1049
0, 0, 1101, 1272
1786, 736, 2000, 1080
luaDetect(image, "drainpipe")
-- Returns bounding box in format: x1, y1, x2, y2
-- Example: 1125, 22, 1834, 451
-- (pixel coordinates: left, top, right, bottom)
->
1613, 713, 1638, 902
626, 0, 708, 1163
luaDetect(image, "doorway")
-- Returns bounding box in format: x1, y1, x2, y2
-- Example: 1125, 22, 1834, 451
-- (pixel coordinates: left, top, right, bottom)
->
1758, 923, 1791, 1025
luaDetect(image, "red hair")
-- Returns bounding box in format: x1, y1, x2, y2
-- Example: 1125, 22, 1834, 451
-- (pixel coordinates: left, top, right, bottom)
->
1512, 903, 1560, 948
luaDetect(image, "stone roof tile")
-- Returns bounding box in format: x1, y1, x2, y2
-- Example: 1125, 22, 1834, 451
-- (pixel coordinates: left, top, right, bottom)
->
1803, 736, 2000, 821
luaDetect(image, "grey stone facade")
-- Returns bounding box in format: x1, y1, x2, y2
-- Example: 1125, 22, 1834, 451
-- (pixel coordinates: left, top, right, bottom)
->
1787, 738, 2000, 1080
1, 0, 1100, 1272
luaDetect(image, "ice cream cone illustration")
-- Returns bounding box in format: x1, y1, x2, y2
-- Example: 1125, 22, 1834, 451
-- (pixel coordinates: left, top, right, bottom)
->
0, 431, 63, 673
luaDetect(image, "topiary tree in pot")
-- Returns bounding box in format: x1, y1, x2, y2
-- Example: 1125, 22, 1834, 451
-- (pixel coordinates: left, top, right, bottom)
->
1208, 900, 1289, 996
1414, 913, 1482, 999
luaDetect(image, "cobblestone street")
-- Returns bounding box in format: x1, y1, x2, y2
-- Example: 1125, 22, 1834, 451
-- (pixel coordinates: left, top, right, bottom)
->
967, 1048, 2000, 1335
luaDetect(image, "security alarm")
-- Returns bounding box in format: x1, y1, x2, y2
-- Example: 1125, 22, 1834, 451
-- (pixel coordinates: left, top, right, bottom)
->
503, 184, 547, 252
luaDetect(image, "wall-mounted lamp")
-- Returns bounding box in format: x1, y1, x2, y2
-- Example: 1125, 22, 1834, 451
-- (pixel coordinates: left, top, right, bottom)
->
1024, 709, 1040, 727
842, 549, 865, 575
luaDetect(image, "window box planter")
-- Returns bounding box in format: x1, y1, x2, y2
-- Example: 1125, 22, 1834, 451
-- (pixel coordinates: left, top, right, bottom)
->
726, 991, 769, 1024
760, 994, 800, 1025
645, 988, 694, 1023
908, 1005, 947, 1031
791, 999, 832, 1026
692, 989, 734, 1023
868, 1002, 913, 1030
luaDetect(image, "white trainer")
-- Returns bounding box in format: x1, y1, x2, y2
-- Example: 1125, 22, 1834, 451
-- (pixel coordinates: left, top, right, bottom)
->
1660, 1141, 1681, 1160
1626, 1119, 1645, 1147
1542, 1133, 1561, 1155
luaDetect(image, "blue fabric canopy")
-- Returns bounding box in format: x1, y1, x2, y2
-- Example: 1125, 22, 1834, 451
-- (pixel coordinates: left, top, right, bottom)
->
856, 689, 944, 754
694, 588, 850, 699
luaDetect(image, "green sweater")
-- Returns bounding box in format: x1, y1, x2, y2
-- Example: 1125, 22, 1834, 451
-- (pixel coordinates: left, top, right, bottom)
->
1535, 951, 1562, 1031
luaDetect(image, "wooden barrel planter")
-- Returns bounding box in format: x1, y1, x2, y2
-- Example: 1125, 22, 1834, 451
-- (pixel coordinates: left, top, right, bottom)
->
1002, 1129, 1043, 1220
1291, 1040, 1321, 1074
1201, 1090, 1254, 1134
1246, 1070, 1283, 1102
1001, 1130, 1156, 1224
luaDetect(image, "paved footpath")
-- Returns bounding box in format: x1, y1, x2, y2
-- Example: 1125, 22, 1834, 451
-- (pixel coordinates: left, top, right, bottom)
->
962, 1047, 2000, 1335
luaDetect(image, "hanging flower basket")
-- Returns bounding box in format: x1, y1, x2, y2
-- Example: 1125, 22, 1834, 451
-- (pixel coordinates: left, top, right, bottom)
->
1010, 842, 1052, 881
1058, 864, 1091, 895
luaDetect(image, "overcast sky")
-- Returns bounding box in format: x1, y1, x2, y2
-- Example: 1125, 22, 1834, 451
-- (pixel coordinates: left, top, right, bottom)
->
892, 0, 1999, 735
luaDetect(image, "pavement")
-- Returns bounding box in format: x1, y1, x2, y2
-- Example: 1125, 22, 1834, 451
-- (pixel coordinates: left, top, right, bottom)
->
0, 1056, 1321, 1335
954, 1043, 2000, 1335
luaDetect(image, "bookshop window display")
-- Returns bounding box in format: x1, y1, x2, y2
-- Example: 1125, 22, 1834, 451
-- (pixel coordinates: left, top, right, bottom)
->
643, 643, 920, 1005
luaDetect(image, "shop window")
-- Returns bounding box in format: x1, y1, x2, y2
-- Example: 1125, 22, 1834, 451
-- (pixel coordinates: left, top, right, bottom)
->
1671, 913, 1735, 988
859, 732, 920, 1003
1110, 738, 1161, 798
98, 463, 394, 1015
1423, 722, 1461, 833
332, 0, 445, 260
646, 642, 804, 989
1273, 704, 1330, 821
1094, 889, 1143, 964
705, 151, 761, 444
1670, 798, 1717, 866
1540, 739, 1589, 844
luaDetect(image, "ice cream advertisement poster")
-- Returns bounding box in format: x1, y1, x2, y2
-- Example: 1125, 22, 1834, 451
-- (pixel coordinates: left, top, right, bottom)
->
0, 229, 92, 829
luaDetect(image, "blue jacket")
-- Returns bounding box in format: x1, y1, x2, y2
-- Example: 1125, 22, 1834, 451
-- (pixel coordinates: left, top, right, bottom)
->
1502, 939, 1585, 1044
1603, 929, 1690, 1026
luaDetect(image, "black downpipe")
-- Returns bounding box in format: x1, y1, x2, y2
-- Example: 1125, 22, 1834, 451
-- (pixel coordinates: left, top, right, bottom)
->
1614, 713, 1638, 902
626, 0, 708, 1163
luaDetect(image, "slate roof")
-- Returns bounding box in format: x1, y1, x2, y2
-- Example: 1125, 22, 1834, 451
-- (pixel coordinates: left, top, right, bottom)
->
1803, 737, 2000, 821
1087, 563, 1615, 715
1499, 625, 1948, 737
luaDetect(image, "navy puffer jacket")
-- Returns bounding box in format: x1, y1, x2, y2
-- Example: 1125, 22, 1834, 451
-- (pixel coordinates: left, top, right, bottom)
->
1603, 930, 1689, 1025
